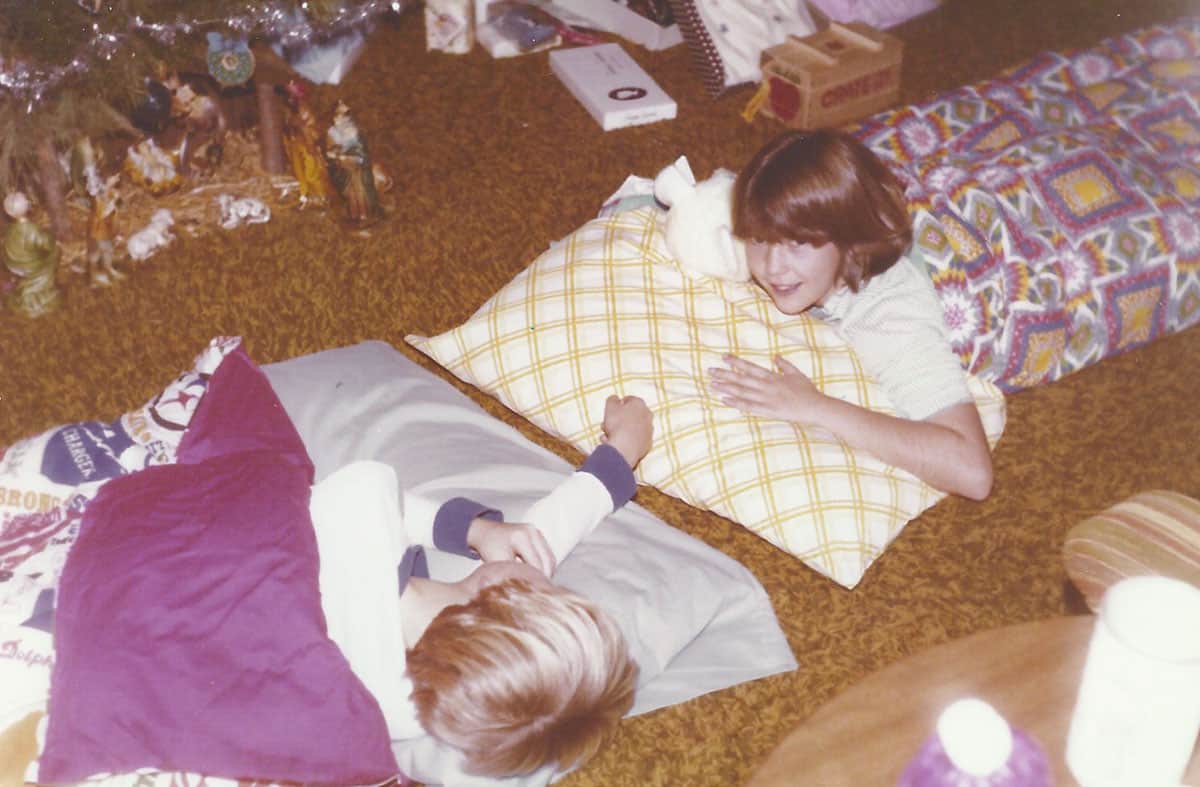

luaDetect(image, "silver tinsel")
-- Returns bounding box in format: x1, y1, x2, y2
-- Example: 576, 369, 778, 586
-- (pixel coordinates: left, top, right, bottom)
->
0, 0, 407, 107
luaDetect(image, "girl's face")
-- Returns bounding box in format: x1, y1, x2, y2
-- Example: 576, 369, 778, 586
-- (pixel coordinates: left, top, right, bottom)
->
747, 240, 842, 314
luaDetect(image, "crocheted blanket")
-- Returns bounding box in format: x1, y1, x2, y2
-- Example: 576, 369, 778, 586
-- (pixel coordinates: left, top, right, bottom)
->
854, 18, 1200, 391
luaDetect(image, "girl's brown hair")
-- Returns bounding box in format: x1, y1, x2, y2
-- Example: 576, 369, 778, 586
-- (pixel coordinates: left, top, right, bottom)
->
407, 578, 637, 777
733, 129, 913, 291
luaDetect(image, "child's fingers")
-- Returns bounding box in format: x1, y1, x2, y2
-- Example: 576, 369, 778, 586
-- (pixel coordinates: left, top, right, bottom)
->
721, 353, 770, 376
774, 355, 801, 374
517, 529, 556, 576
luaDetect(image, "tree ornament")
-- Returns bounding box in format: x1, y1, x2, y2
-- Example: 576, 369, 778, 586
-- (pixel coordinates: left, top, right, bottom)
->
206, 32, 256, 87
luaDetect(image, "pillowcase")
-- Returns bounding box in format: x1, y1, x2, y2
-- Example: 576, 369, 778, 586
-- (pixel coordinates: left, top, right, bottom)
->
40, 345, 399, 785
261, 340, 798, 787
668, 0, 817, 95
0, 337, 239, 629
406, 206, 1007, 589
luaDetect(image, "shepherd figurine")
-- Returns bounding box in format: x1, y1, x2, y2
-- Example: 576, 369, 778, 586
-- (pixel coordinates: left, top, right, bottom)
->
3, 192, 63, 317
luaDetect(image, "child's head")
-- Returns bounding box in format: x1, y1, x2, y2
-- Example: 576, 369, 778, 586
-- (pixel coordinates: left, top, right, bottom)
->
407, 577, 638, 778
733, 129, 913, 308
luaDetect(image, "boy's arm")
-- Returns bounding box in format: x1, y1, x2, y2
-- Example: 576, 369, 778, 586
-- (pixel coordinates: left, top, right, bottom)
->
505, 442, 636, 567
404, 442, 636, 572
408, 395, 653, 574
472, 395, 652, 572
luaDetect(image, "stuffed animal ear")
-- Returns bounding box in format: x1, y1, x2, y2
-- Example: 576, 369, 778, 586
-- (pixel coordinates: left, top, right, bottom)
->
659, 164, 752, 283
653, 155, 696, 208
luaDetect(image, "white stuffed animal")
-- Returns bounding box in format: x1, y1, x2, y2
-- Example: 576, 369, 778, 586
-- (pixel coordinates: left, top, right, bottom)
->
653, 155, 750, 282
126, 208, 176, 262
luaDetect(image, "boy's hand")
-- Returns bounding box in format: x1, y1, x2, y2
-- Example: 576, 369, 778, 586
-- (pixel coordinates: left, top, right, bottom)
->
467, 517, 556, 576
601, 394, 653, 470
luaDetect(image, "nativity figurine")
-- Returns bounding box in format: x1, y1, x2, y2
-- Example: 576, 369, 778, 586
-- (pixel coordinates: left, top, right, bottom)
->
3, 192, 62, 317
325, 101, 384, 227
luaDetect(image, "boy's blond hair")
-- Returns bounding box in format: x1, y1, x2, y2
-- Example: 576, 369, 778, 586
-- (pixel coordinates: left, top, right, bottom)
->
407, 578, 638, 777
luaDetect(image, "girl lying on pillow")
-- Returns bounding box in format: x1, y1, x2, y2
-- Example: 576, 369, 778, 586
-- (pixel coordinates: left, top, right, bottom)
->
709, 129, 994, 500
311, 393, 653, 782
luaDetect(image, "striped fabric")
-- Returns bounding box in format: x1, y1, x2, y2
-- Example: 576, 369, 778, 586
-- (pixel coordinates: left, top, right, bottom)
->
407, 206, 1006, 588
1064, 490, 1200, 612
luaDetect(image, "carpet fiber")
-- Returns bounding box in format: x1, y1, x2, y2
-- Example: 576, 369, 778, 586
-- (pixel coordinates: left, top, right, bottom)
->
2, 1, 1198, 784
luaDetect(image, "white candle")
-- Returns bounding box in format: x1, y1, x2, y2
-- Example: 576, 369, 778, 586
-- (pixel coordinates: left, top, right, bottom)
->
1066, 575, 1200, 787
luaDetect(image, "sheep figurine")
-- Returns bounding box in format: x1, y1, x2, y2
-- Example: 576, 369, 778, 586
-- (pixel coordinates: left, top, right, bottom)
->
217, 194, 270, 230
653, 155, 750, 282
126, 209, 176, 262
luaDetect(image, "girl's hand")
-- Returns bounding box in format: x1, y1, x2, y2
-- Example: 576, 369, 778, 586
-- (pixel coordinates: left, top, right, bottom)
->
709, 353, 826, 425
466, 518, 556, 577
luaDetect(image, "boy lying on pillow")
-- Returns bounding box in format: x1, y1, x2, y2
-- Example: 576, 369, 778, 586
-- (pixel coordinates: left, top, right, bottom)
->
311, 393, 653, 780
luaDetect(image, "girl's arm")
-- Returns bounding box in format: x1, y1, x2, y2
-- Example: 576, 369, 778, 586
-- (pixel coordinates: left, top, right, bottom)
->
710, 355, 993, 500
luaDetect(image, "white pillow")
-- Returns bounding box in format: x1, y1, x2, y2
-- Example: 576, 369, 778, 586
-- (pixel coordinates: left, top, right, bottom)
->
261, 340, 796, 787
406, 206, 1007, 589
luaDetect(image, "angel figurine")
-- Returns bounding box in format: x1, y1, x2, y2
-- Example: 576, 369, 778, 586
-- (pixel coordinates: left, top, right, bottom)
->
3, 192, 62, 317
325, 101, 383, 227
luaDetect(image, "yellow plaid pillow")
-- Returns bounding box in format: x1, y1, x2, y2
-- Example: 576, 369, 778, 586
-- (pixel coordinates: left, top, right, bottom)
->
407, 207, 1006, 587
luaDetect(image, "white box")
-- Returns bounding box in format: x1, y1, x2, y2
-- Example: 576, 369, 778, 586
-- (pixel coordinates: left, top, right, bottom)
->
548, 0, 682, 50
549, 43, 677, 131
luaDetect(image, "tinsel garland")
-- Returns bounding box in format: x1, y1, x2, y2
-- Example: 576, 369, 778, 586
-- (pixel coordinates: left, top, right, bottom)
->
0, 0, 407, 110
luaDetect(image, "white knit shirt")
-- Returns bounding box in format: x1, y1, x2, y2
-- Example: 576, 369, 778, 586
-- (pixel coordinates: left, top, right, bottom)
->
814, 248, 971, 421
309, 459, 621, 744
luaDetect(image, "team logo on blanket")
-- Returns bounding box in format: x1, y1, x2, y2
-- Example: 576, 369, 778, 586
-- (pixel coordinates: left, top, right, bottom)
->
40, 422, 130, 486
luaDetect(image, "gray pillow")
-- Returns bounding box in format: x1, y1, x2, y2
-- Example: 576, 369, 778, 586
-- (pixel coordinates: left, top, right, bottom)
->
263, 341, 796, 787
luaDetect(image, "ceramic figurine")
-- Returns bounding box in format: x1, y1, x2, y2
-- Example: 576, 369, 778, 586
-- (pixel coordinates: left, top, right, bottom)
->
282, 81, 334, 209
69, 136, 103, 206
85, 174, 125, 286
3, 192, 62, 317
217, 194, 270, 230
165, 74, 228, 175
325, 101, 383, 227
126, 209, 176, 262
123, 138, 183, 196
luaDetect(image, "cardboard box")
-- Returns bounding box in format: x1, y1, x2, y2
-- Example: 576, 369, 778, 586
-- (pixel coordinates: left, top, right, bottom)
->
759, 22, 903, 129
550, 43, 677, 131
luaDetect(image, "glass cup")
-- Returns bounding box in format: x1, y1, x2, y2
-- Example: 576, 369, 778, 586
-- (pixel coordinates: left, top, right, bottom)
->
1066, 575, 1200, 787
